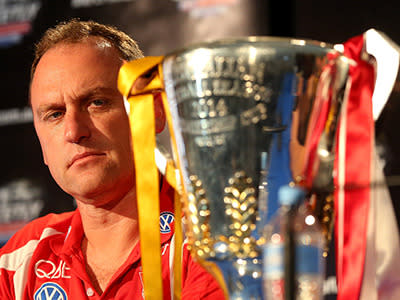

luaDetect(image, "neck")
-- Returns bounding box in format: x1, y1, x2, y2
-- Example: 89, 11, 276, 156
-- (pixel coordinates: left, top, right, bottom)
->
77, 187, 138, 245
77, 187, 139, 294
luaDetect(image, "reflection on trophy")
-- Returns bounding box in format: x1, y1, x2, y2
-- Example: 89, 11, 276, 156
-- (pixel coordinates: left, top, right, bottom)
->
159, 38, 352, 299
119, 37, 354, 299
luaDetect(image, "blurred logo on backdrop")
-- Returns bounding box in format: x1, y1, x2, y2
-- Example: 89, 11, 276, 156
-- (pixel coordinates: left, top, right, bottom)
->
0, 0, 135, 48
0, 0, 41, 48
173, 0, 238, 17
0, 107, 33, 127
0, 178, 44, 245
71, 0, 132, 8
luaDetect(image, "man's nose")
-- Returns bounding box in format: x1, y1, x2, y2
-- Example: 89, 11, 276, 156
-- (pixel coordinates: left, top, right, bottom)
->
64, 109, 90, 144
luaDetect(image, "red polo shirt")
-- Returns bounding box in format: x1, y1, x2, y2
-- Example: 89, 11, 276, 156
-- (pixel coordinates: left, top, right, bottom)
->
0, 182, 225, 300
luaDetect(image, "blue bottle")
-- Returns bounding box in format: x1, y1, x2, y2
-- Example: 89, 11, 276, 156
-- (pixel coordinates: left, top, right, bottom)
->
262, 185, 325, 300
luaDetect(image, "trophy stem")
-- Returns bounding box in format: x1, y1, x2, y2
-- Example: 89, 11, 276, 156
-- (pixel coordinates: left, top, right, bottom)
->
211, 258, 264, 300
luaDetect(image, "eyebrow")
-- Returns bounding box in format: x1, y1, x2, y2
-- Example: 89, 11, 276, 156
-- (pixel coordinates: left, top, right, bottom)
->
35, 87, 120, 116
83, 87, 120, 99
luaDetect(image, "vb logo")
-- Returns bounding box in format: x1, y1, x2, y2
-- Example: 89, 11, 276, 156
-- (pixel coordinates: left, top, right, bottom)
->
34, 282, 67, 300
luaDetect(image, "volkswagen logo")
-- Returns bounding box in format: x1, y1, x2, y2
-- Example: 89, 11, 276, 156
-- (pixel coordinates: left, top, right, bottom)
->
34, 282, 67, 300
160, 212, 174, 233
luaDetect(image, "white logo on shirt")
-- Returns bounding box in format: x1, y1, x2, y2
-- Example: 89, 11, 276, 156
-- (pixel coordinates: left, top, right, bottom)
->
35, 260, 71, 279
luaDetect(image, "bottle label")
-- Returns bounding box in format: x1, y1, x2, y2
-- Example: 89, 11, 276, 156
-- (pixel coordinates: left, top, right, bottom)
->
296, 244, 323, 274
263, 244, 284, 277
263, 243, 323, 277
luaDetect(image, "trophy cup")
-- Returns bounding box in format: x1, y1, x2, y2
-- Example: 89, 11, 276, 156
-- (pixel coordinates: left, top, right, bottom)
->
119, 37, 353, 299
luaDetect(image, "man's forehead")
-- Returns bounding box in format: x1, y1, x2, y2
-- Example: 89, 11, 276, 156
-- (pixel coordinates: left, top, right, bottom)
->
34, 38, 121, 77
31, 39, 122, 107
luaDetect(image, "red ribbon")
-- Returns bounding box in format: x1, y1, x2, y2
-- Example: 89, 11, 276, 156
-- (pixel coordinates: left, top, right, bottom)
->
335, 35, 375, 300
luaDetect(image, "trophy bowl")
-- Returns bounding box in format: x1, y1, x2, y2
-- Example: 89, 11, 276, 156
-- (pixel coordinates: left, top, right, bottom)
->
159, 37, 352, 299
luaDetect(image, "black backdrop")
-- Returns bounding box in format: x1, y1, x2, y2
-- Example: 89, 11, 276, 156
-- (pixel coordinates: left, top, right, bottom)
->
1, 1, 400, 299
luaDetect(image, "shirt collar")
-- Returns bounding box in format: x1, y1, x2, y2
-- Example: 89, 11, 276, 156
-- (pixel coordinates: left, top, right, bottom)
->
52, 176, 176, 261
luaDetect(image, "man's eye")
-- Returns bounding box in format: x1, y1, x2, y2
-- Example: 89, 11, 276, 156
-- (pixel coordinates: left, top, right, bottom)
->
91, 99, 106, 106
45, 111, 63, 120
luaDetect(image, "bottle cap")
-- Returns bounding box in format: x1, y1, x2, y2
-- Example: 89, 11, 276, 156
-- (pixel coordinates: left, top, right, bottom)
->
278, 185, 305, 206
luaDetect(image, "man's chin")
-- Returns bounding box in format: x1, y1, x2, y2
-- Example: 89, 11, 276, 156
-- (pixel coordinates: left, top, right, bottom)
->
66, 177, 134, 206
63, 179, 108, 202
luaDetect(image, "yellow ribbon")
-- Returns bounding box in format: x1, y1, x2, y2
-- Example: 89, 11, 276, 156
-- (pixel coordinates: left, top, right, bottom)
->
118, 56, 182, 300
159, 92, 184, 300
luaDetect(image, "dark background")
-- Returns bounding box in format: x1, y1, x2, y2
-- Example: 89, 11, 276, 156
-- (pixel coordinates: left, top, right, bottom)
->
1, 1, 399, 298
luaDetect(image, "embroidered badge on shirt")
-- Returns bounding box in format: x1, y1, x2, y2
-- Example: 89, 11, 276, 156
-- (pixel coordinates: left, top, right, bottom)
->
34, 282, 68, 300
159, 212, 174, 233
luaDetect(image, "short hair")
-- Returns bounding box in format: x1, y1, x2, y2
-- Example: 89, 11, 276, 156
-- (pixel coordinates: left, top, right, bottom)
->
30, 18, 144, 80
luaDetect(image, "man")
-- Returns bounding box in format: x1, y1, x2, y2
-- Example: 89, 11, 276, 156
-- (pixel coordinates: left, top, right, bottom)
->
0, 19, 225, 299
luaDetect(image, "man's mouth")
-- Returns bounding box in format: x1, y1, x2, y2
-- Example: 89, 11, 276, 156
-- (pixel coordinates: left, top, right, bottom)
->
68, 152, 105, 167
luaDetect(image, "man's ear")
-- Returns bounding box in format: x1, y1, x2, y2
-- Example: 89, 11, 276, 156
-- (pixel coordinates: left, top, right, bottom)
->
42, 147, 49, 166
154, 92, 166, 134
34, 121, 49, 165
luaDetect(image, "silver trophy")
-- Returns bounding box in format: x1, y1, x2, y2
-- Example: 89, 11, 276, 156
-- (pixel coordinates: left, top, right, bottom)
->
158, 37, 352, 299
120, 37, 353, 299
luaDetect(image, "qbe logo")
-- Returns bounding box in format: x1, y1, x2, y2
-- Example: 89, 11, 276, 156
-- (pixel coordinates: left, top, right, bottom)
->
160, 212, 174, 233
34, 282, 67, 300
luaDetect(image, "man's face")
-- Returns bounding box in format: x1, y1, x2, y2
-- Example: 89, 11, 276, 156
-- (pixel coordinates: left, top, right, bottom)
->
30, 38, 135, 204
